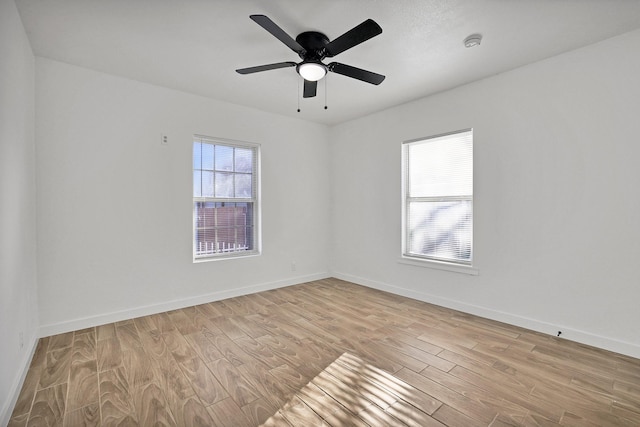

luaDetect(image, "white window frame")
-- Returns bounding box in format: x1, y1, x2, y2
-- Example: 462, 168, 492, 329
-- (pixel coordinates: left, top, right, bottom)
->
193, 135, 261, 262
400, 129, 477, 275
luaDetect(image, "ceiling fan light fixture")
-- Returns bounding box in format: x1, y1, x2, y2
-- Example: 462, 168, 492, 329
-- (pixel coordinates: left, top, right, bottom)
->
297, 62, 327, 81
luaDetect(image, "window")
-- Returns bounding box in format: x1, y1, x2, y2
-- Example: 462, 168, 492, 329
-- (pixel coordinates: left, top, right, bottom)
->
193, 136, 260, 261
402, 129, 473, 265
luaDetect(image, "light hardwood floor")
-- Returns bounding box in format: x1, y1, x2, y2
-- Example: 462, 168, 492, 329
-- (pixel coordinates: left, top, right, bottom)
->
8, 278, 640, 426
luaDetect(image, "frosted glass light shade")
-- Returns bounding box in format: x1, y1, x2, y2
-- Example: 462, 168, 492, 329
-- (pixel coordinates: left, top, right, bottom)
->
298, 62, 327, 81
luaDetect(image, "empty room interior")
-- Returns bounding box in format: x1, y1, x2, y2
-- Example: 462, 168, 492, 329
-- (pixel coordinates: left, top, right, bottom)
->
2, 0, 640, 426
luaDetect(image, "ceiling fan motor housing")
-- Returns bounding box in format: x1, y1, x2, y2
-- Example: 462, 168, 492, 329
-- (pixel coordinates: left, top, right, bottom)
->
295, 31, 330, 60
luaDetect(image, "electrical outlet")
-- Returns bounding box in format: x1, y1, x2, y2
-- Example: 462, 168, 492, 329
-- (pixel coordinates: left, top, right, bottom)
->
161, 133, 168, 145
19, 332, 24, 349
291, 261, 297, 272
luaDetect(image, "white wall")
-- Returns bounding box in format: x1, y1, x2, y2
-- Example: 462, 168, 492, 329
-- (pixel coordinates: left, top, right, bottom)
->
329, 29, 640, 357
0, 0, 39, 423
35, 58, 330, 333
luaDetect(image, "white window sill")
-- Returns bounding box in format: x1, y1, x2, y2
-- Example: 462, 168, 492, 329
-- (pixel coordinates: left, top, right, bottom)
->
194, 251, 260, 263
398, 256, 479, 276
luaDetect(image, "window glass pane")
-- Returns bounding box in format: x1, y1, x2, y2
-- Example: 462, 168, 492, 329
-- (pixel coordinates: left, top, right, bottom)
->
403, 130, 473, 265
202, 171, 214, 197
194, 202, 204, 227
234, 203, 249, 226
215, 172, 233, 198
195, 228, 217, 255
201, 143, 214, 170
235, 174, 252, 198
408, 200, 472, 262
235, 148, 253, 173
193, 138, 259, 259
215, 204, 234, 228
193, 142, 202, 169
215, 145, 233, 171
408, 133, 472, 198
203, 202, 216, 228
193, 171, 201, 197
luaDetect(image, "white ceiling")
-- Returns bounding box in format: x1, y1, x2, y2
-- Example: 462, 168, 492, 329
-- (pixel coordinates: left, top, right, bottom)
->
15, 0, 640, 126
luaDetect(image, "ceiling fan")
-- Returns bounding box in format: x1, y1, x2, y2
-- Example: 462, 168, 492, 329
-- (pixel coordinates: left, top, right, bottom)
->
236, 15, 385, 98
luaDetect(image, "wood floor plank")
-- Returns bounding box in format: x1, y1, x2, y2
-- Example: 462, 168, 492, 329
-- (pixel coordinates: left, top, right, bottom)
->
30, 337, 50, 370
295, 382, 343, 421
149, 312, 175, 333
237, 360, 297, 409
11, 365, 42, 418
323, 406, 371, 427
337, 337, 404, 374
63, 403, 100, 427
132, 382, 176, 426
132, 315, 157, 332
66, 360, 99, 411
170, 395, 216, 427
167, 309, 199, 336
38, 347, 72, 390
421, 365, 530, 423
210, 331, 256, 366
205, 397, 254, 427
193, 302, 221, 318
234, 335, 288, 369
11, 278, 640, 426
115, 323, 143, 350
96, 323, 116, 341
431, 403, 480, 427
136, 328, 166, 360
395, 367, 497, 423
385, 400, 447, 427
99, 367, 137, 426
162, 329, 198, 363
178, 357, 229, 405
97, 337, 122, 372
323, 361, 397, 411
277, 395, 326, 426
260, 410, 294, 427
256, 334, 327, 372
7, 413, 29, 427
213, 315, 249, 340
240, 397, 279, 426
358, 401, 407, 427
183, 330, 224, 363
27, 383, 67, 427
208, 357, 260, 407
71, 332, 96, 365
191, 311, 225, 336
121, 346, 154, 388
311, 368, 373, 417
335, 353, 443, 416
47, 332, 74, 352
152, 350, 195, 402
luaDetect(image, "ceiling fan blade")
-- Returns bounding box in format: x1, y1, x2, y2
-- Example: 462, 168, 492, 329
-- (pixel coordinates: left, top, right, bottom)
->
236, 62, 297, 74
328, 62, 385, 85
250, 15, 306, 55
303, 80, 317, 98
324, 19, 382, 57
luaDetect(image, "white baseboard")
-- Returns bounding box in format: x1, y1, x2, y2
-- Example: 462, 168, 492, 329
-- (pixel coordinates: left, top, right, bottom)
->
39, 272, 330, 338
333, 271, 640, 359
1, 334, 39, 427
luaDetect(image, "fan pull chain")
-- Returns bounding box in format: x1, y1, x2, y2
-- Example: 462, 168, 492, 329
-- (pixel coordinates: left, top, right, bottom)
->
324, 76, 328, 110
297, 77, 301, 112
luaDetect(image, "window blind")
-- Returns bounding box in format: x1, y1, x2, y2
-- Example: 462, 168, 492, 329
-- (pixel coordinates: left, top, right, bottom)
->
193, 137, 259, 260
403, 130, 473, 264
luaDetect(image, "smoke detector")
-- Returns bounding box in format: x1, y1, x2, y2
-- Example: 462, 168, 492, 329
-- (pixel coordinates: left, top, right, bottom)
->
464, 34, 482, 48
